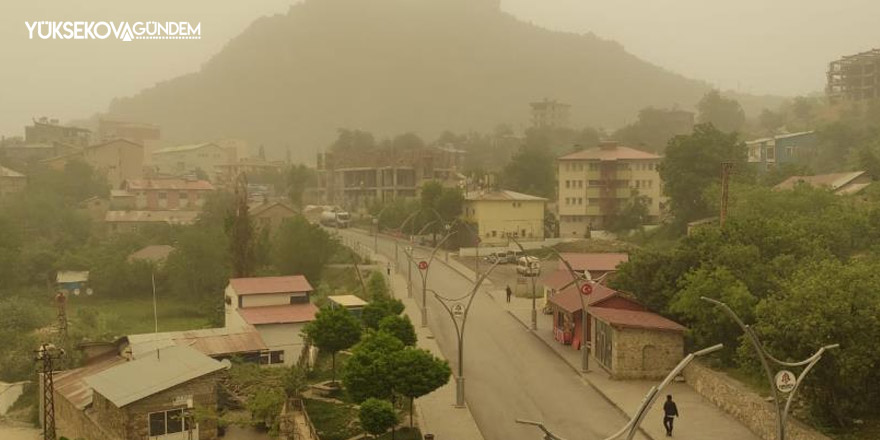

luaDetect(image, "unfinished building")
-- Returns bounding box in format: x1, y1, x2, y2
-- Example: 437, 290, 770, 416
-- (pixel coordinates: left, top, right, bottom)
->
827, 49, 880, 102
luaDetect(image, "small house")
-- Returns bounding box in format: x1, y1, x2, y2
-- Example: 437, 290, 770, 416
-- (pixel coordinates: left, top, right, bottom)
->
56, 271, 90, 294
328, 295, 369, 318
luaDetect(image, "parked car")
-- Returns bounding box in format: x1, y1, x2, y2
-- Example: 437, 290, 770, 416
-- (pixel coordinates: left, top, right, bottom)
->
516, 256, 541, 276
485, 250, 523, 264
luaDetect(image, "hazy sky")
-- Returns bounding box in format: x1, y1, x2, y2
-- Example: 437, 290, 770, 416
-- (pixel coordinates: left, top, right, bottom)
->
1, 0, 878, 137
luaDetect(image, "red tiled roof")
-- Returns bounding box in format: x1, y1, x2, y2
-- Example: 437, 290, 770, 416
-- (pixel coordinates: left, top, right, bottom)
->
229, 276, 314, 295
237, 304, 318, 325
548, 282, 620, 314
589, 307, 686, 332
124, 178, 215, 191
559, 253, 629, 273
559, 145, 661, 161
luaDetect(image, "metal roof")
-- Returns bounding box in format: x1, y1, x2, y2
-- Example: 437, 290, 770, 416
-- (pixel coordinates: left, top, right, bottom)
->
229, 276, 314, 295
153, 142, 220, 155
237, 303, 318, 325
558, 145, 661, 161
126, 327, 267, 359
85, 345, 226, 408
465, 189, 547, 202
55, 354, 127, 410
774, 171, 868, 193
127, 245, 175, 264
329, 295, 368, 308
123, 178, 215, 191
589, 307, 686, 333
57, 271, 89, 283
0, 165, 25, 178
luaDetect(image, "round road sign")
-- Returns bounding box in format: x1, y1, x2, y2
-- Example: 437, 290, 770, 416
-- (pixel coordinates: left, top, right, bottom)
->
452, 303, 465, 318
418, 261, 429, 270
580, 283, 593, 295
775, 370, 797, 393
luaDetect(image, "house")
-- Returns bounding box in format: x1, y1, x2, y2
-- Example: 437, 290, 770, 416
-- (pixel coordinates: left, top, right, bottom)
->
250, 200, 299, 234
774, 171, 871, 195
828, 48, 880, 102
104, 210, 199, 234
96, 119, 161, 165
543, 271, 685, 379
56, 271, 90, 294
42, 139, 145, 188
328, 295, 369, 318
215, 157, 285, 188
152, 143, 228, 178
54, 345, 228, 440
25, 117, 91, 147
530, 99, 571, 129
557, 141, 665, 235
463, 189, 547, 246
127, 245, 175, 265
225, 276, 318, 365
0, 165, 26, 196
557, 253, 629, 281
117, 178, 215, 210
746, 131, 818, 172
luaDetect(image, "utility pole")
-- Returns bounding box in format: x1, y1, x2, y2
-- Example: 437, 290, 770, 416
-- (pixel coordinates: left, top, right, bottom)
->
54, 291, 67, 342
35, 344, 64, 440
720, 162, 734, 227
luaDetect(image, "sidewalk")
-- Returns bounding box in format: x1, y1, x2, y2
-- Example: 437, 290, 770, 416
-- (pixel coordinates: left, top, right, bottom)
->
360, 245, 485, 440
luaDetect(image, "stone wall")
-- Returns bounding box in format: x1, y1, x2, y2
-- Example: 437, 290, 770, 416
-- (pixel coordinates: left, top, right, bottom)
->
683, 361, 831, 440
611, 327, 683, 380
55, 392, 117, 440
123, 371, 221, 440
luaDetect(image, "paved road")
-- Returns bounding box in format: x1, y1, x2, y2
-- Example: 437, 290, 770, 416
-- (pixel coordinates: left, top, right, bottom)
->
339, 230, 648, 440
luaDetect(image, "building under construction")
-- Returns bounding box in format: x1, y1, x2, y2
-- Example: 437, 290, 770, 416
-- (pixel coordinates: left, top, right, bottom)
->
827, 49, 880, 102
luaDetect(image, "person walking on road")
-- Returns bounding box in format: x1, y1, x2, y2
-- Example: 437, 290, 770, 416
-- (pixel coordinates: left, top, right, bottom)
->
663, 394, 679, 436
505, 285, 512, 303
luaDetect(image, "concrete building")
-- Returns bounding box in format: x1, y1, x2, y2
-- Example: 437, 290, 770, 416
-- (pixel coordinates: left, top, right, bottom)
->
97, 119, 161, 165
250, 200, 299, 234
314, 146, 465, 209
42, 139, 145, 189
104, 210, 199, 234
557, 141, 664, 234
530, 99, 571, 129
215, 158, 285, 188
152, 143, 229, 178
225, 276, 318, 366
53, 345, 227, 440
827, 49, 880, 102
463, 189, 547, 246
116, 178, 215, 210
25, 117, 91, 147
0, 165, 26, 196
746, 131, 818, 172
774, 170, 872, 195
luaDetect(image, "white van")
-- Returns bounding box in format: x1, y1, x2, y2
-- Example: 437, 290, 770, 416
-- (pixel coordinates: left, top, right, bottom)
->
516, 256, 541, 276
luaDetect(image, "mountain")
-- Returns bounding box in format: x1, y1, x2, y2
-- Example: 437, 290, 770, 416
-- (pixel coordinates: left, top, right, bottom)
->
105, 0, 778, 161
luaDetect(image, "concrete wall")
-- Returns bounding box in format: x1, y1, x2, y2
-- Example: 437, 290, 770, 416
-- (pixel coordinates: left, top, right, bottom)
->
464, 199, 545, 246
122, 371, 221, 440
608, 327, 683, 380
0, 381, 25, 415
683, 361, 831, 440
241, 292, 304, 308
256, 322, 307, 366
56, 392, 117, 440
84, 140, 144, 189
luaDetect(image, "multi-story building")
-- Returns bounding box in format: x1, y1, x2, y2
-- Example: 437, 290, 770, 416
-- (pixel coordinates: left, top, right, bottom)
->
115, 178, 215, 210
557, 141, 664, 235
314, 146, 464, 209
42, 139, 144, 188
463, 189, 547, 246
746, 131, 818, 172
827, 49, 880, 102
0, 165, 26, 197
25, 117, 91, 147
97, 119, 161, 164
530, 99, 571, 129
152, 142, 231, 178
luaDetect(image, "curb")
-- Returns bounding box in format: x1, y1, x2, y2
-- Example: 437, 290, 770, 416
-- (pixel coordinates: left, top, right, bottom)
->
505, 310, 658, 440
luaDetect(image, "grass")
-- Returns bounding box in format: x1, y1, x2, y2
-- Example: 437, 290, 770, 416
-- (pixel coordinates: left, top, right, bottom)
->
64, 295, 214, 337
303, 398, 361, 440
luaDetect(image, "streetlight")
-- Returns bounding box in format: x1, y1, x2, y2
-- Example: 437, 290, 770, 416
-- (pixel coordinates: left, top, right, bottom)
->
410, 225, 455, 327
508, 236, 542, 331
701, 297, 839, 440
431, 260, 500, 408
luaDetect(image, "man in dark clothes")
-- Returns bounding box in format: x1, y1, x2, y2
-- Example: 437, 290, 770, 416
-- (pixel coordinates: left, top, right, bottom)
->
505, 285, 512, 303
663, 394, 679, 436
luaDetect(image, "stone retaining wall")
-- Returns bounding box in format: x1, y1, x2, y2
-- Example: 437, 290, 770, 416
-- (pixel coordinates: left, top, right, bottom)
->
683, 361, 830, 440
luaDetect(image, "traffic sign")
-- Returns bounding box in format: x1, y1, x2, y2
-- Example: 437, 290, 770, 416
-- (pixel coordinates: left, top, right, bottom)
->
418, 261, 429, 270
452, 303, 465, 318
580, 283, 593, 295
775, 370, 797, 393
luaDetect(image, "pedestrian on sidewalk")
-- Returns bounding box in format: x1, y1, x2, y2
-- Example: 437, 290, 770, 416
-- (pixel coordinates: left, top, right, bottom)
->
505, 285, 512, 303
663, 394, 679, 436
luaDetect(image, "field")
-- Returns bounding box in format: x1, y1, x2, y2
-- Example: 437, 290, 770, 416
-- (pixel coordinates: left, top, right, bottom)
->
64, 295, 214, 337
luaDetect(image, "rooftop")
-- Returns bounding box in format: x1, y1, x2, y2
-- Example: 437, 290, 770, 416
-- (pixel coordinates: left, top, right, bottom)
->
329, 295, 369, 308
249, 201, 298, 217
0, 165, 25, 178
153, 142, 220, 155
558, 143, 661, 161
589, 307, 686, 333
774, 171, 868, 193
465, 189, 547, 202
104, 210, 199, 225
85, 345, 227, 408
123, 178, 215, 191
229, 275, 314, 295
546, 279, 629, 314
126, 327, 267, 359
558, 253, 629, 273
237, 303, 319, 325
127, 245, 175, 264
57, 271, 89, 283
55, 354, 127, 410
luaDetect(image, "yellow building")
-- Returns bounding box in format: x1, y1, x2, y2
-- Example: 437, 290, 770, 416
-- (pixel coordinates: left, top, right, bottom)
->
41, 139, 144, 189
152, 142, 229, 178
464, 189, 547, 246
557, 141, 664, 236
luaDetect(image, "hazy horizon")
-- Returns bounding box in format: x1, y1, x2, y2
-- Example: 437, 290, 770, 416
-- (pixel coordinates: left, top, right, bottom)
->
1, 0, 878, 138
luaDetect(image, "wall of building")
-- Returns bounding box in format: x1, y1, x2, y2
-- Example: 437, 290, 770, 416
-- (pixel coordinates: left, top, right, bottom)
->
84, 140, 144, 189
253, 204, 297, 233
121, 371, 221, 440
239, 292, 306, 308
55, 392, 118, 440
0, 176, 26, 197
256, 323, 307, 366
466, 199, 545, 246
602, 325, 683, 380
153, 145, 226, 177
683, 361, 831, 440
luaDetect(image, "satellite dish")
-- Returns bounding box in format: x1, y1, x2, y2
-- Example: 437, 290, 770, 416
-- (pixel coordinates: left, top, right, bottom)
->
73, 288, 81, 296
86, 288, 94, 296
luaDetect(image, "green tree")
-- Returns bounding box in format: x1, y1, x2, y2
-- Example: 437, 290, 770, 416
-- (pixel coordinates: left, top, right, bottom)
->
614, 107, 693, 152
343, 330, 404, 402
757, 108, 784, 134
303, 306, 362, 384
272, 216, 336, 282
361, 298, 405, 330
331, 129, 376, 152
378, 314, 417, 346
696, 90, 745, 133
226, 176, 255, 278
366, 271, 389, 300
358, 398, 398, 439
660, 124, 746, 225
605, 190, 650, 233
391, 347, 451, 427
287, 164, 317, 208
247, 387, 285, 431
282, 365, 308, 398
501, 145, 555, 199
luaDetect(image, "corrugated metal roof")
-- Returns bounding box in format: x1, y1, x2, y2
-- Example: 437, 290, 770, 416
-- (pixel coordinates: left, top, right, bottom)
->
237, 303, 318, 325
558, 253, 629, 273
465, 190, 547, 202
329, 295, 368, 307
57, 271, 89, 283
55, 354, 127, 410
127, 327, 267, 359
774, 171, 867, 192
153, 142, 220, 155
590, 307, 686, 332
85, 345, 226, 408
559, 145, 661, 161
229, 276, 314, 295
127, 245, 175, 264
0, 165, 25, 178
547, 282, 620, 314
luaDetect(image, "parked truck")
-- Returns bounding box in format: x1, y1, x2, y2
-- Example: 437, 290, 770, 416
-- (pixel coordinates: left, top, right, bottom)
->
320, 209, 351, 228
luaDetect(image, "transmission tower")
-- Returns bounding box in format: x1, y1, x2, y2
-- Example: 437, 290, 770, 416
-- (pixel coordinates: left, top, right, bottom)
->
35, 343, 64, 440
55, 291, 68, 342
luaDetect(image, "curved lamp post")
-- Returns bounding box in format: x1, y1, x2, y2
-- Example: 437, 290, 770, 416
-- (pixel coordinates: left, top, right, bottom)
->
701, 297, 838, 440
431, 258, 501, 408
507, 235, 545, 331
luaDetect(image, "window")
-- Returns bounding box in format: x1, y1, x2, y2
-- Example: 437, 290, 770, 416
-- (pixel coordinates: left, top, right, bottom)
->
260, 350, 285, 365
648, 163, 654, 171
565, 180, 570, 189
491, 230, 497, 237
290, 294, 308, 304
149, 409, 189, 436
635, 180, 641, 189
786, 146, 797, 157
766, 146, 776, 160
578, 180, 584, 188
589, 163, 600, 171
158, 192, 167, 199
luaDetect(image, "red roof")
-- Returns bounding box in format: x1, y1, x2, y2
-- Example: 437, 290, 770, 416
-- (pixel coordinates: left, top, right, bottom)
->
237, 303, 318, 325
559, 145, 661, 161
559, 253, 629, 273
124, 178, 215, 191
548, 282, 621, 314
589, 307, 686, 332
230, 276, 314, 295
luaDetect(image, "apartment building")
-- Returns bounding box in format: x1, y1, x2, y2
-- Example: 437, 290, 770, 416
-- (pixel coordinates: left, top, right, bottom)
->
557, 141, 664, 235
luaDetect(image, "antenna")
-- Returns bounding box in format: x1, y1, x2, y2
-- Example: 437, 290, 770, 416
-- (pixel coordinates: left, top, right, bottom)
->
152, 268, 160, 360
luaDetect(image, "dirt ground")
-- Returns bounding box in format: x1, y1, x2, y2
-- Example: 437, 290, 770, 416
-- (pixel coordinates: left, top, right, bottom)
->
0, 423, 39, 440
